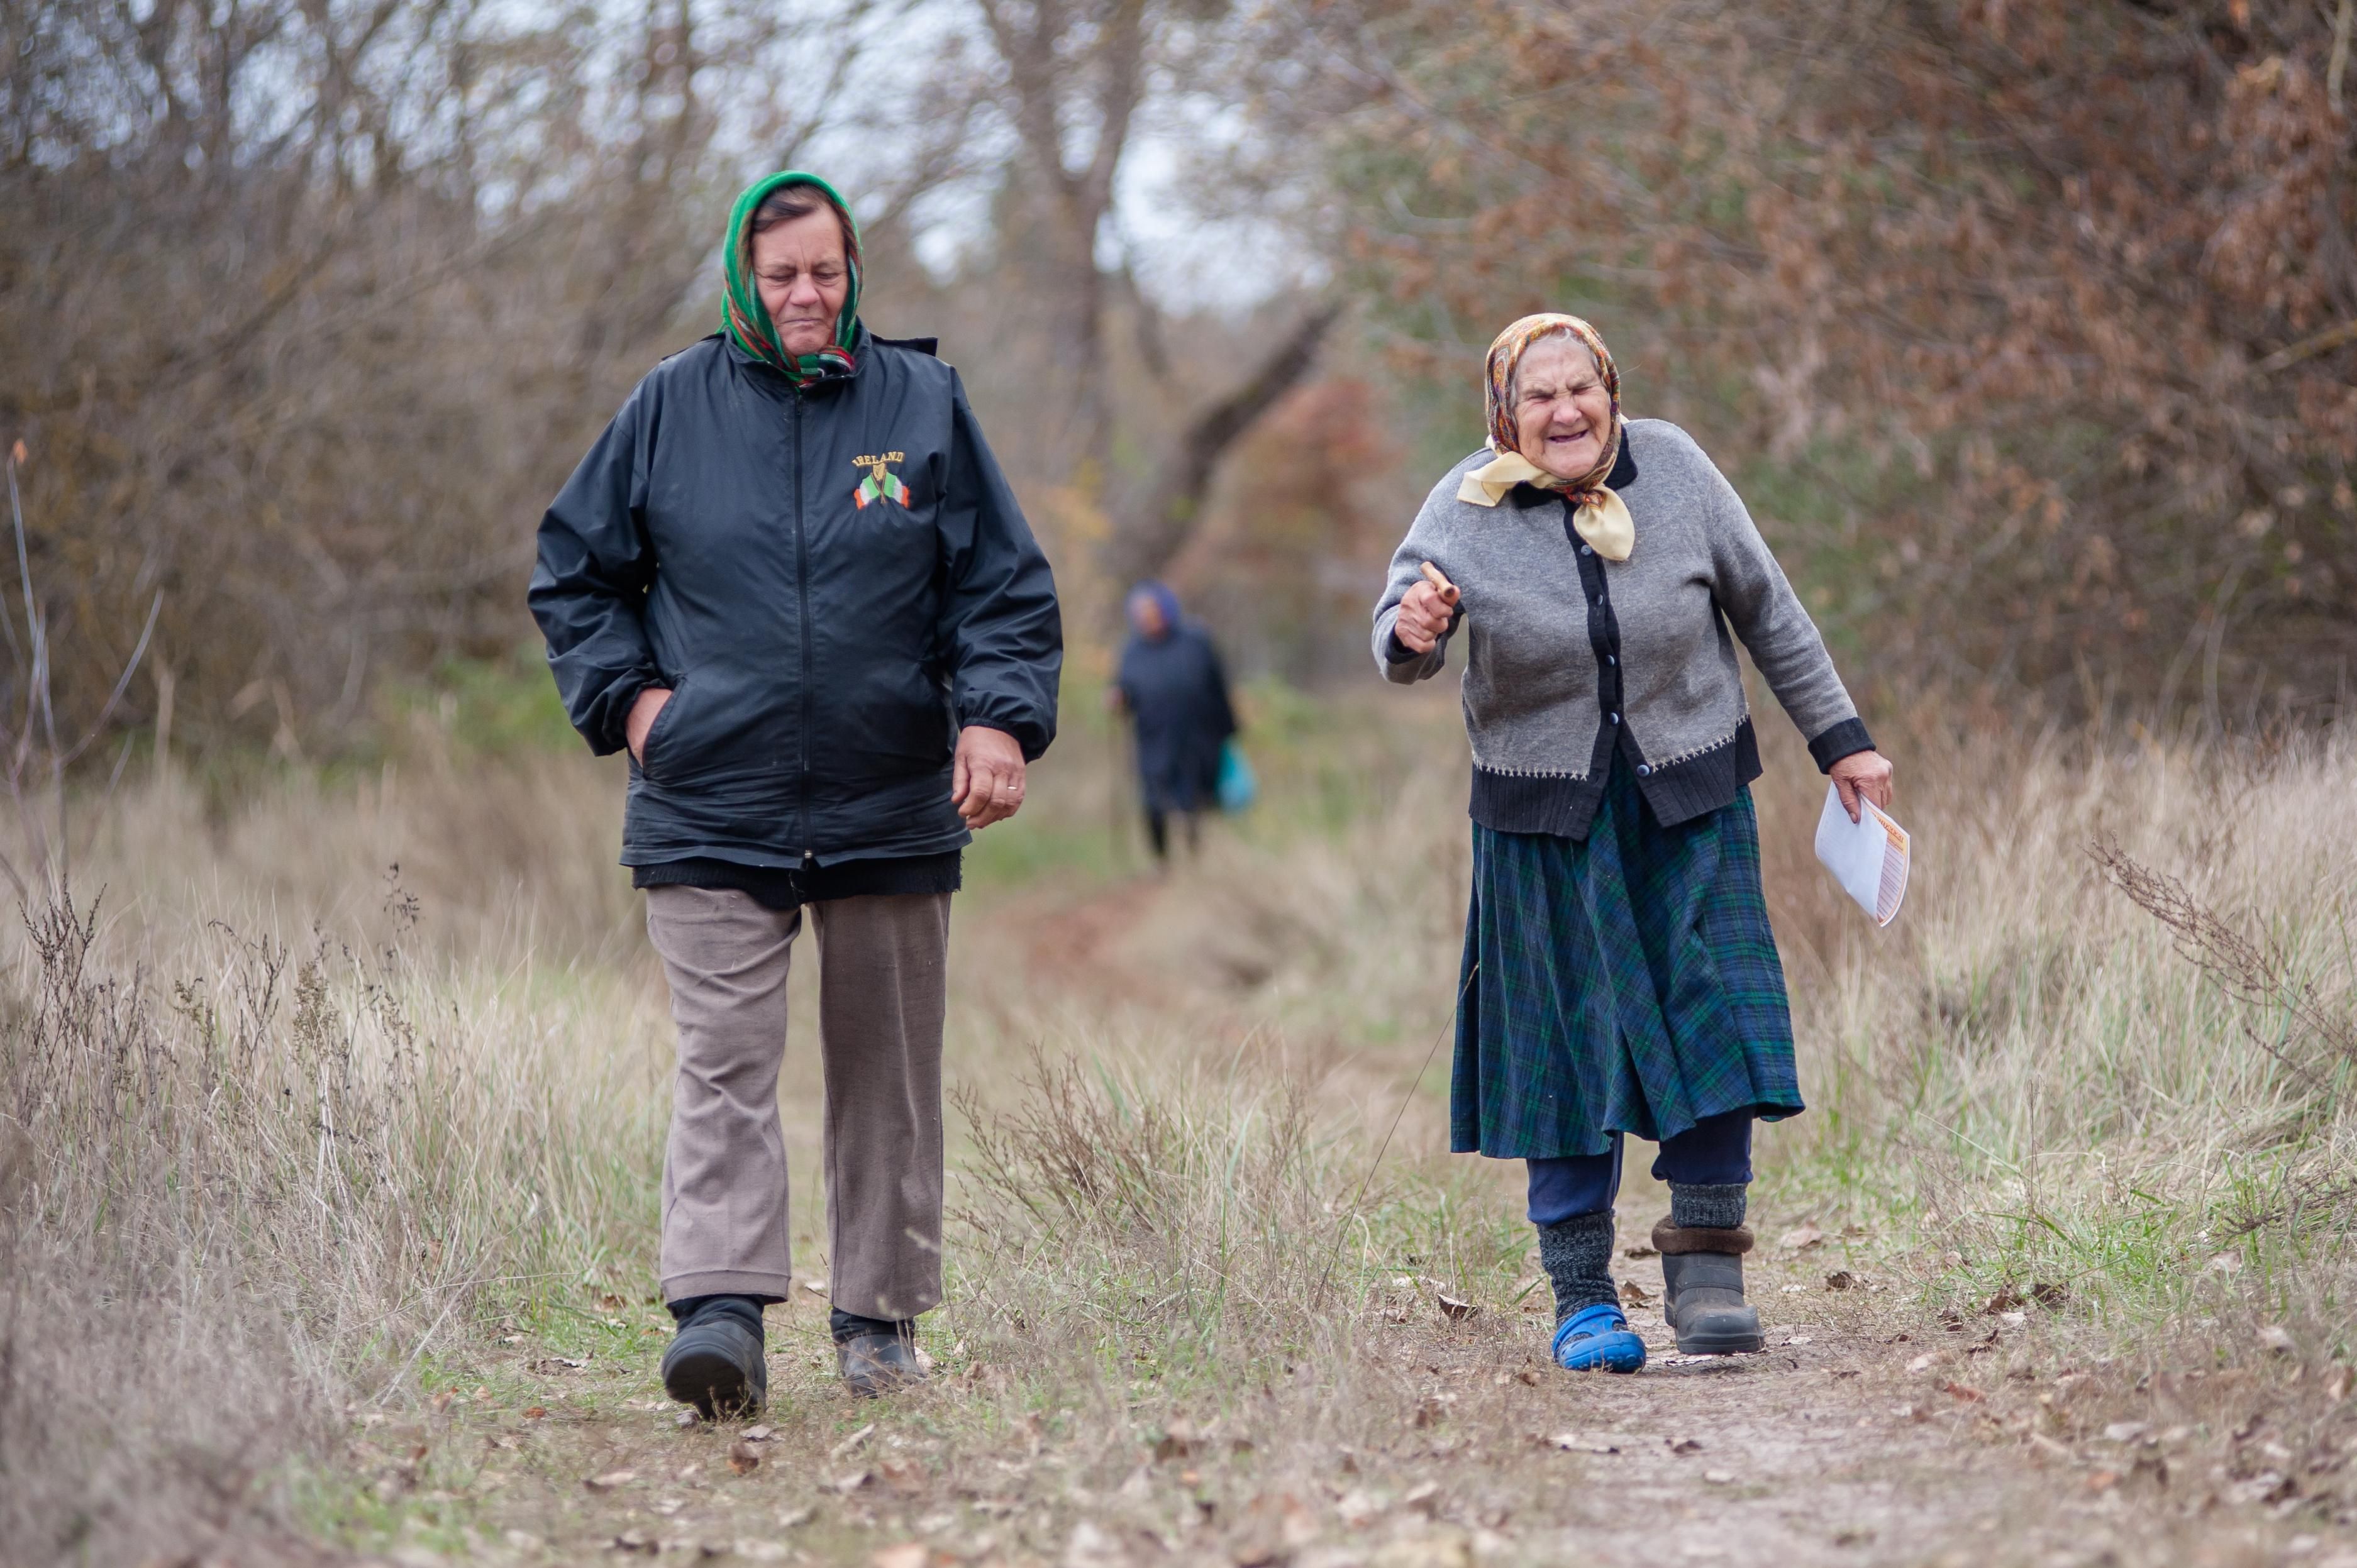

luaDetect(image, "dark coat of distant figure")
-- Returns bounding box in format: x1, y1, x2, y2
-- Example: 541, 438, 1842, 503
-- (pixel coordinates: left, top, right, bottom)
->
1114, 582, 1236, 857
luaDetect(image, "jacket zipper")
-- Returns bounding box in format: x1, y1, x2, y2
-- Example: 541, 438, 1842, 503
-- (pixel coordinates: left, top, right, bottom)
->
792, 389, 815, 863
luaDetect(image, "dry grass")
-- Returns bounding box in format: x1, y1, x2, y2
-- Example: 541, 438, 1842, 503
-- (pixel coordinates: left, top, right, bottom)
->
1, 690, 2352, 1562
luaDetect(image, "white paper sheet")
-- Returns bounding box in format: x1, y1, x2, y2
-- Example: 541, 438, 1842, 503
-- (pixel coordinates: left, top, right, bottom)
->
1814, 781, 1910, 927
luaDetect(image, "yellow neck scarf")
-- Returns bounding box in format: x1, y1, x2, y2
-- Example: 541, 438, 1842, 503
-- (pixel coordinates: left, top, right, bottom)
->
1456, 450, 1636, 561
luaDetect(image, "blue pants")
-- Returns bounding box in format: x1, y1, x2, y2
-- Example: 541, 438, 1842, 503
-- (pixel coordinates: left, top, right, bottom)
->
1525, 1110, 1753, 1227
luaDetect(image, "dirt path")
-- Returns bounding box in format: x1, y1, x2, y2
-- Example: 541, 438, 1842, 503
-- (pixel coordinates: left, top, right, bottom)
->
358, 1234, 2354, 1568
353, 868, 2357, 1568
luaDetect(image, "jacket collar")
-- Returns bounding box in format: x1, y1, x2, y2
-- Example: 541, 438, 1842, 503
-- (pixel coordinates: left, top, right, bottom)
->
721, 320, 871, 390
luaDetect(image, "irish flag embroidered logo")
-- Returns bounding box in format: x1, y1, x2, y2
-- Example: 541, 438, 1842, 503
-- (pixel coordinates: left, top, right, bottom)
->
853, 451, 910, 509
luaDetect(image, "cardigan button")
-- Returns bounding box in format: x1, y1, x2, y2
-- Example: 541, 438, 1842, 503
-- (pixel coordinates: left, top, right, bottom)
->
1580, 543, 1594, 556
1609, 712, 1620, 725
1592, 594, 1604, 605
1636, 763, 1652, 777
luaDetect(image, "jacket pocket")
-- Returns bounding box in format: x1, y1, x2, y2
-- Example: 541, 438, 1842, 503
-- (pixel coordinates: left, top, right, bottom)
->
637, 677, 694, 783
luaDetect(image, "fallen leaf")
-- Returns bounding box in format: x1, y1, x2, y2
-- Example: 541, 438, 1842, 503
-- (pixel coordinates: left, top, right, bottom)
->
523, 1406, 547, 1420
2102, 1422, 2151, 1444
585, 1469, 638, 1492
1824, 1271, 1857, 1291
800, 1277, 829, 1296
1618, 1279, 1652, 1306
880, 1457, 926, 1494
776, 1506, 815, 1528
2256, 1324, 2295, 1355
728, 1440, 762, 1476
830, 1422, 877, 1460
1546, 1432, 1621, 1454
872, 1545, 929, 1568
2325, 1364, 2353, 1403
736, 1545, 791, 1564
1779, 1223, 1825, 1251
2031, 1281, 2070, 1309
2083, 1470, 2119, 1493
1667, 1437, 1703, 1455
1436, 1291, 1478, 1322
1403, 1480, 1441, 1513
676, 1410, 701, 1430
504, 1530, 544, 1551
742, 1424, 775, 1442
1940, 1250, 1965, 1269
2205, 1252, 2243, 1276
1702, 1469, 1736, 1485
1154, 1419, 1200, 1462
1412, 1394, 1453, 1428
650, 1498, 685, 1517
1906, 1354, 1939, 1374
831, 1469, 873, 1494
1336, 1488, 1385, 1526
1621, 1243, 1659, 1259
531, 1355, 590, 1372
2224, 1471, 2292, 1506
1983, 1288, 2026, 1315
1515, 1369, 1541, 1387
613, 1529, 659, 1554
1942, 1381, 1985, 1403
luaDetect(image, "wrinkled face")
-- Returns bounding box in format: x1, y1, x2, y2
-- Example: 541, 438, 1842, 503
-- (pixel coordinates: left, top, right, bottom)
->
1128, 591, 1169, 639
1511, 335, 1615, 482
750, 207, 851, 358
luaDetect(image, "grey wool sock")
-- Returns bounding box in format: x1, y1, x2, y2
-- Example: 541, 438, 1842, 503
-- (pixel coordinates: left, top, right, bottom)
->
1536, 1210, 1619, 1322
1668, 1181, 1748, 1232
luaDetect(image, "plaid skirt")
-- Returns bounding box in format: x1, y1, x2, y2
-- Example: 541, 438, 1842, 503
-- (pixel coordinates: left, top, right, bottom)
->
1451, 754, 1803, 1159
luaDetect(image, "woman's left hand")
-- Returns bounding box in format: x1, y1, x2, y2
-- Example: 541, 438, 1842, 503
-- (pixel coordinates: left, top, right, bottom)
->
1829, 749, 1895, 822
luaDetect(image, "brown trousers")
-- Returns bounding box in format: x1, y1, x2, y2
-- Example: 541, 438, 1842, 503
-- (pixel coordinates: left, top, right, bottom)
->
643, 885, 950, 1320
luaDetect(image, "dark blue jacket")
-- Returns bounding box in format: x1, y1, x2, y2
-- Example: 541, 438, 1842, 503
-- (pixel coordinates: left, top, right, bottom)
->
530, 328, 1062, 867
1117, 624, 1236, 813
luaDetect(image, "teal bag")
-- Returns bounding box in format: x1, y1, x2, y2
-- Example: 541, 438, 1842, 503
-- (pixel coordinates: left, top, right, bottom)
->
1217, 740, 1257, 814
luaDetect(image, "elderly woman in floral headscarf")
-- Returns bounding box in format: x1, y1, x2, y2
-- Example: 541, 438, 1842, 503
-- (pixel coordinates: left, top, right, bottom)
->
1372, 315, 1892, 1374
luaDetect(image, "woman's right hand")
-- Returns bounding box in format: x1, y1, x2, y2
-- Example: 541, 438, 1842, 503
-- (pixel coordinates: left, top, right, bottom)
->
1394, 569, 1460, 654
626, 685, 673, 763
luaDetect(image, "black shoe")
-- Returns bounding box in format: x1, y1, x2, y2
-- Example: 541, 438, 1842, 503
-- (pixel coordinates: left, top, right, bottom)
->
836, 1330, 926, 1398
662, 1311, 768, 1417
1654, 1218, 1765, 1355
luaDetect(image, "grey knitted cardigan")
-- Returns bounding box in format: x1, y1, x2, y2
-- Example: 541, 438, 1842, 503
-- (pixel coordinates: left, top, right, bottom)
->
1372, 418, 1872, 839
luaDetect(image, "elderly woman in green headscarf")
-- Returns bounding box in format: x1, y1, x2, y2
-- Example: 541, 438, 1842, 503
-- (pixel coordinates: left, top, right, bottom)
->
531, 173, 1062, 1413
1372, 314, 1892, 1374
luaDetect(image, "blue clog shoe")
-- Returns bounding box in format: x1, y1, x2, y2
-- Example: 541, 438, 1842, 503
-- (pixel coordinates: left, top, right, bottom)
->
1551, 1301, 1647, 1373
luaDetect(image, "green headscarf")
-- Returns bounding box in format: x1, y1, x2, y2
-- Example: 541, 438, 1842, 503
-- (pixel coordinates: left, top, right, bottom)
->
721, 171, 862, 385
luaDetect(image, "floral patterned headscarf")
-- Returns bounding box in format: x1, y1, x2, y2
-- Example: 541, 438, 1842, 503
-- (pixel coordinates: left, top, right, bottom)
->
1458, 313, 1634, 560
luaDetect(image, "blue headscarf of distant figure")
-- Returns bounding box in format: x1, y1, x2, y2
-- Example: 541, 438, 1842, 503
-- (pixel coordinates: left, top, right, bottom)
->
1126, 580, 1184, 641
1115, 580, 1238, 853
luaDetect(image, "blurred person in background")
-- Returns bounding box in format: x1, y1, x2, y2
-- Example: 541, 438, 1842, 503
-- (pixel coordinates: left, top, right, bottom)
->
1372, 314, 1893, 1376
1111, 581, 1238, 866
530, 171, 1062, 1412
